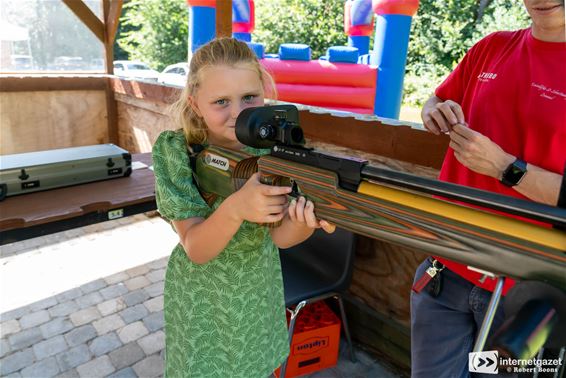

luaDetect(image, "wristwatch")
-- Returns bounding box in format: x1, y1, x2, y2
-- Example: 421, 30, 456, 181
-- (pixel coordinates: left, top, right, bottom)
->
500, 158, 527, 187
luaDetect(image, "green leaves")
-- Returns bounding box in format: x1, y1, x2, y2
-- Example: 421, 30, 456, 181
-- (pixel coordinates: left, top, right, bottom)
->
404, 0, 529, 106
116, 0, 189, 71
254, 0, 347, 59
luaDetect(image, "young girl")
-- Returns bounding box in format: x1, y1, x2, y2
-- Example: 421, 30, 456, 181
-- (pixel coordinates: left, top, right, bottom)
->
152, 38, 335, 378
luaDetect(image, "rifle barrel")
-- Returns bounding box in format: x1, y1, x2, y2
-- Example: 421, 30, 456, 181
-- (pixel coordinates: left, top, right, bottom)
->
361, 166, 566, 229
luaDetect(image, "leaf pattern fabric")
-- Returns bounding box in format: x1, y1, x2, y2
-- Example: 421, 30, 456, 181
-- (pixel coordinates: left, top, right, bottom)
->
152, 130, 289, 378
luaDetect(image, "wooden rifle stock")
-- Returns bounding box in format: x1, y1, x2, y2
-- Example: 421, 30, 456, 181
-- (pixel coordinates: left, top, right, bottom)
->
256, 154, 566, 290
192, 105, 566, 290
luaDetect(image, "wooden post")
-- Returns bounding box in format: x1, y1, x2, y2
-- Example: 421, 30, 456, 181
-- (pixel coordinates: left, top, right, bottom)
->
215, 0, 232, 38
102, 0, 121, 145
60, 0, 123, 145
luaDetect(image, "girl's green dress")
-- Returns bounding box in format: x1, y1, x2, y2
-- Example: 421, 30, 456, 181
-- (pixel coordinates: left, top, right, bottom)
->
152, 130, 289, 378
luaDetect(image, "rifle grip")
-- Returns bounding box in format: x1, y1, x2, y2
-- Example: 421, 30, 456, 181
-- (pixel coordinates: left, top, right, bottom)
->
259, 171, 280, 186
259, 171, 284, 228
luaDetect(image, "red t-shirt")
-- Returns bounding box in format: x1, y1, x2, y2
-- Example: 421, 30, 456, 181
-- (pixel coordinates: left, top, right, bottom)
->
434, 28, 566, 294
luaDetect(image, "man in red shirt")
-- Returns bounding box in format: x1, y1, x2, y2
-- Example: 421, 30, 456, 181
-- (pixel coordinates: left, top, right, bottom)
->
411, 1, 565, 376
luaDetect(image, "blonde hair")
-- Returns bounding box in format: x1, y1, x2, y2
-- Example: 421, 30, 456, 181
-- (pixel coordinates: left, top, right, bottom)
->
170, 37, 276, 146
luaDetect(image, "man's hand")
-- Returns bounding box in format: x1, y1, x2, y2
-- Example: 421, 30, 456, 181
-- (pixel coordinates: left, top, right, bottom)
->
421, 97, 466, 135
449, 124, 515, 179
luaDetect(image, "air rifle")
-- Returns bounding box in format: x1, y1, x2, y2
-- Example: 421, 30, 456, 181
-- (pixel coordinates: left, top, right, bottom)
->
192, 105, 566, 290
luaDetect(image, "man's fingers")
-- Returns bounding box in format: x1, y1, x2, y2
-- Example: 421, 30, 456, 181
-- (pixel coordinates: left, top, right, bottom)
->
430, 109, 451, 133
437, 102, 459, 126
449, 141, 462, 154
449, 130, 467, 147
422, 116, 441, 135
449, 102, 466, 124
452, 123, 474, 138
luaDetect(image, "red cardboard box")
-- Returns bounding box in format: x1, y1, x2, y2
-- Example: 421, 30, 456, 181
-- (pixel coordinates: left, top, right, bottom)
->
275, 301, 341, 378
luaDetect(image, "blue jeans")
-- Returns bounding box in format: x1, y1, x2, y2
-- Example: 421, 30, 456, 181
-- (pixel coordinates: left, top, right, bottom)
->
410, 259, 507, 378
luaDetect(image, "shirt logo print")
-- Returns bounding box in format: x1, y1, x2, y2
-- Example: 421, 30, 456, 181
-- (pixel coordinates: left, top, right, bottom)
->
477, 72, 498, 82
531, 82, 566, 101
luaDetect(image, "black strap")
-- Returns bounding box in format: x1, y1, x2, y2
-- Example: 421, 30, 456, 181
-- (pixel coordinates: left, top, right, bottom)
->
554, 163, 566, 231
558, 163, 566, 209
187, 143, 204, 172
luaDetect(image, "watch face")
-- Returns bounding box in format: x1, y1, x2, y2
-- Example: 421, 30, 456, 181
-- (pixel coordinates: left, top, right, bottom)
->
510, 165, 524, 176
502, 159, 527, 186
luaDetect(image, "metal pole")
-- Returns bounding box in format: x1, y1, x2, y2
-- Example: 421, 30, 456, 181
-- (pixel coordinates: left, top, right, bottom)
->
473, 276, 506, 352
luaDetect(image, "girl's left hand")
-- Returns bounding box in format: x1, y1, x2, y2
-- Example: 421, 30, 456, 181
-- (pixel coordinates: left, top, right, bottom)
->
288, 196, 336, 234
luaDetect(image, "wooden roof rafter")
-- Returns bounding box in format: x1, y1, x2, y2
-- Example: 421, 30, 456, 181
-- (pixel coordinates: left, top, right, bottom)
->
61, 0, 105, 43
60, 0, 123, 56
104, 0, 123, 46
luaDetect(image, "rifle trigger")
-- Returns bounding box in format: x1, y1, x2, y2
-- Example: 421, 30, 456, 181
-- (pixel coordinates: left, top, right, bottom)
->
289, 181, 300, 198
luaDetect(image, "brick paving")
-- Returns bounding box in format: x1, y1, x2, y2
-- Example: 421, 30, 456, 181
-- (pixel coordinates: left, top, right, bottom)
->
1, 215, 401, 378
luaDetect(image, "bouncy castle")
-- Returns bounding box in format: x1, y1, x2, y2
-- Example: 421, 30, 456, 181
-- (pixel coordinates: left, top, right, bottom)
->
186, 0, 418, 119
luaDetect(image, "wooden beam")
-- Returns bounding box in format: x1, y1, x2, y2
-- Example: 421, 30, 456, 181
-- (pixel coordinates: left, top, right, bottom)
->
106, 0, 123, 46
215, 0, 232, 38
62, 0, 105, 43
299, 111, 448, 169
103, 0, 118, 144
102, 0, 113, 74
0, 76, 107, 92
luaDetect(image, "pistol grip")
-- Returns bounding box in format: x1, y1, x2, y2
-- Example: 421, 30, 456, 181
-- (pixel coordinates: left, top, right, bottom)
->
259, 172, 280, 186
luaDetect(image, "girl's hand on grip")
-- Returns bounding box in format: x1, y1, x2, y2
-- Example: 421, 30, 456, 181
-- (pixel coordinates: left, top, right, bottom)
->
288, 196, 336, 234
230, 173, 292, 224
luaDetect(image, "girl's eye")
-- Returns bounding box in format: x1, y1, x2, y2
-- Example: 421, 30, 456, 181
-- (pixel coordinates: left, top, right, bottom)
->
243, 95, 256, 103
215, 99, 227, 106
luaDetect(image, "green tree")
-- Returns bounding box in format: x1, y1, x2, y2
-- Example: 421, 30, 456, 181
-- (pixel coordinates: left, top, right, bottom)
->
473, 0, 529, 40
403, 0, 529, 106
117, 0, 188, 71
254, 0, 347, 59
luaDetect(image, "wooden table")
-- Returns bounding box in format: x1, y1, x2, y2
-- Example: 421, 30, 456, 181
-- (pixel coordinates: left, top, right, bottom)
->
0, 153, 156, 245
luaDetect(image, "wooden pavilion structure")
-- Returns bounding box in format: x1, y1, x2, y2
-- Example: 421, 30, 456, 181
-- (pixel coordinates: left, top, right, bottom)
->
0, 1, 454, 372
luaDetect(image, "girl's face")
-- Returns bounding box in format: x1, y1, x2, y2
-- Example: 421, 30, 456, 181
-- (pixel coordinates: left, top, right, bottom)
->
190, 64, 265, 149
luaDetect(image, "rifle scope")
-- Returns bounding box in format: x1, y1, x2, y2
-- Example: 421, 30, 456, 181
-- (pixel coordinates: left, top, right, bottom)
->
236, 105, 305, 149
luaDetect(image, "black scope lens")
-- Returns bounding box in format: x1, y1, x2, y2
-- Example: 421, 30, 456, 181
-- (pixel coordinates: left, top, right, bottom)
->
236, 105, 304, 149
